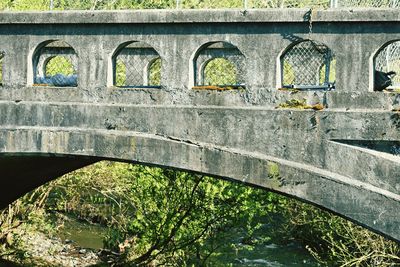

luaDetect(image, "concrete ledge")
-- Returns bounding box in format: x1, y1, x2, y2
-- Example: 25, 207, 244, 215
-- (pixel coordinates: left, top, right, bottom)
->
0, 9, 399, 24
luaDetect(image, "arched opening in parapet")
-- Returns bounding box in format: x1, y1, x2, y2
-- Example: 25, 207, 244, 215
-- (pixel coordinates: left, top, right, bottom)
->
192, 41, 245, 90
32, 40, 78, 87
0, 51, 3, 86
112, 41, 162, 88
280, 40, 335, 90
372, 40, 400, 91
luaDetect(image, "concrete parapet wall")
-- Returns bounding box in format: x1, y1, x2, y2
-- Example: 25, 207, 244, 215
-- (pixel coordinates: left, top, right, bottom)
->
0, 9, 399, 95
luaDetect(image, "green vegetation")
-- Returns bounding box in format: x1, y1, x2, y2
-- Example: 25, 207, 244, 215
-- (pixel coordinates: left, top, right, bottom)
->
0, 0, 333, 11
1, 161, 398, 266
0, 1, 399, 266
204, 57, 238, 86
148, 57, 161, 86
280, 200, 400, 266
45, 56, 75, 76
42, 162, 277, 265
319, 58, 336, 84
115, 59, 127, 87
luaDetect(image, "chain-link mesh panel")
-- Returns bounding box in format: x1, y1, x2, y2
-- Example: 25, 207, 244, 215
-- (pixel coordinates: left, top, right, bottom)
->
45, 56, 74, 75
180, 0, 329, 9
180, 0, 400, 8
375, 41, 400, 88
203, 58, 238, 86
195, 42, 245, 88
180, 0, 243, 8
282, 40, 335, 89
248, 0, 400, 8
248, 0, 330, 8
34, 40, 78, 87
114, 42, 161, 88
334, 0, 400, 7
4, 0, 400, 10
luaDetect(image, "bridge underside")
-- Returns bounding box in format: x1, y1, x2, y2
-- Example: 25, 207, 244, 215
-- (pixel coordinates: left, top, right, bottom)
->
0, 155, 97, 207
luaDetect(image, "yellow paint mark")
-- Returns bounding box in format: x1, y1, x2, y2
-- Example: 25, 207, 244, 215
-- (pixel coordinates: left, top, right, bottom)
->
192, 85, 245, 91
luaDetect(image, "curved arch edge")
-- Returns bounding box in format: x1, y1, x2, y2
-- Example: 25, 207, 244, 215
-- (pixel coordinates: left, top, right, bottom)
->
0, 126, 398, 242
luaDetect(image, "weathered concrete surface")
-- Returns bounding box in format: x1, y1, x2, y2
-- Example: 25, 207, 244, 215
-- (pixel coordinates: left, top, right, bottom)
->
0, 101, 399, 242
0, 9, 398, 242
1, 9, 400, 91
1, 9, 400, 24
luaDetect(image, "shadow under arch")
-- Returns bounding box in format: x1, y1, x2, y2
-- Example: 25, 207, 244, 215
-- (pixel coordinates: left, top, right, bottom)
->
30, 39, 78, 87
0, 127, 398, 242
278, 39, 335, 90
109, 40, 162, 88
190, 41, 246, 89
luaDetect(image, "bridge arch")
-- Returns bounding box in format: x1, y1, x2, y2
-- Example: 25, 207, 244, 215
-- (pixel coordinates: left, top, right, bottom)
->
190, 41, 246, 89
0, 127, 398, 242
30, 40, 78, 87
278, 39, 335, 90
372, 39, 400, 91
109, 41, 162, 88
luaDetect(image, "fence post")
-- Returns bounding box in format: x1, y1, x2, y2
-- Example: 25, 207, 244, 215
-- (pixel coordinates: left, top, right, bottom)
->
176, 0, 180, 9
330, 0, 338, 8
244, 0, 248, 9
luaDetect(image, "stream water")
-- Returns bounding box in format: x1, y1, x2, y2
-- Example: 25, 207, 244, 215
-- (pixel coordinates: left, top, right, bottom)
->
58, 217, 106, 250
0, 215, 319, 266
56, 216, 319, 266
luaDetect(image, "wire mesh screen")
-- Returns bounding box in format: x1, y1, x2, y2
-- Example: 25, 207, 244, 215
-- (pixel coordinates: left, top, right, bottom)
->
333, 0, 400, 7
34, 40, 78, 87
281, 40, 335, 89
179, 0, 243, 8
204, 58, 238, 86
180, 0, 400, 8
195, 42, 245, 88
375, 41, 400, 88
4, 0, 400, 10
247, 0, 330, 8
179, 0, 329, 8
114, 42, 161, 88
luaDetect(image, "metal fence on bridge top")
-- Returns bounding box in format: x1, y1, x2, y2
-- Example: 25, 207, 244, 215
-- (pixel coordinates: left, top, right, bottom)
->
44, 0, 400, 10
329, 0, 400, 8
175, 0, 400, 9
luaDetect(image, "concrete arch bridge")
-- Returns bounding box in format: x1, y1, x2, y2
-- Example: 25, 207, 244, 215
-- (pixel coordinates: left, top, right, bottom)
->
0, 9, 399, 242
